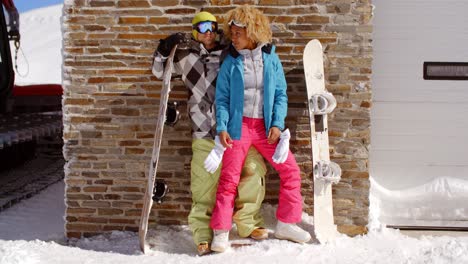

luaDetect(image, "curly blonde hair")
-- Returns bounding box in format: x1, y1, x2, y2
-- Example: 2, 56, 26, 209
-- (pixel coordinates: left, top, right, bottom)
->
223, 5, 272, 44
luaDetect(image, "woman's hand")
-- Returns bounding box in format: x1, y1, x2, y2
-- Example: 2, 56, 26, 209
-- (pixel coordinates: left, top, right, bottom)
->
219, 131, 233, 148
267, 127, 281, 144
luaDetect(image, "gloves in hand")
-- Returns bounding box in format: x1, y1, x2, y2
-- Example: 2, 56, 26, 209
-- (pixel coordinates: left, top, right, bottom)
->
272, 129, 290, 164
157, 32, 186, 57
204, 136, 226, 173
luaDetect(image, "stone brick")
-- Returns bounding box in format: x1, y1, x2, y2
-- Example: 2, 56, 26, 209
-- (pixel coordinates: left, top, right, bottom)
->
109, 218, 136, 224
94, 179, 114, 185
289, 6, 319, 14
297, 15, 329, 24
209, 0, 228, 4
270, 16, 295, 24
152, 0, 180, 6
89, 1, 115, 7
82, 201, 111, 208
103, 225, 125, 231
259, 0, 293, 5
88, 33, 117, 39
83, 186, 108, 192
165, 8, 196, 15
117, 1, 151, 8
118, 17, 147, 24
326, 4, 351, 14
111, 187, 141, 192
67, 208, 96, 214
97, 208, 124, 216
67, 223, 102, 232
117, 33, 159, 40
68, 194, 93, 200
295, 0, 317, 3
338, 225, 368, 236
111, 108, 140, 116
112, 201, 135, 208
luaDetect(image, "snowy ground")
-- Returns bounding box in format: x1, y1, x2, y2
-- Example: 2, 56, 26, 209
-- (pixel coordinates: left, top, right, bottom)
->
1, 182, 468, 264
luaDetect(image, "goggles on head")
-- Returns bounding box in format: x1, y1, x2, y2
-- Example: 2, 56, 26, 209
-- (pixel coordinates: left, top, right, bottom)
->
193, 21, 218, 34
228, 19, 246, 28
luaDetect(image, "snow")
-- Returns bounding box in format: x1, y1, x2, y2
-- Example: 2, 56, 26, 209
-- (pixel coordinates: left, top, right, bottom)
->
10, 5, 62, 85
2, 3, 468, 264
2, 181, 468, 264
372, 177, 468, 227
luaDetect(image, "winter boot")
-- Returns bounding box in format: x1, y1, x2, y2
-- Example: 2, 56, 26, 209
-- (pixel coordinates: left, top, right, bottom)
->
211, 230, 229, 252
197, 242, 211, 256
249, 227, 268, 240
274, 220, 311, 243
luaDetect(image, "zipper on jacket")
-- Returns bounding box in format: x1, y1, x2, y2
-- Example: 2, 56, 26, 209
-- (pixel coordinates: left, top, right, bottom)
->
251, 50, 259, 118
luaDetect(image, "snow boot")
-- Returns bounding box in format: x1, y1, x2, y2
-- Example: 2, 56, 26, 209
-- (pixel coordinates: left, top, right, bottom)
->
274, 220, 311, 243
211, 230, 229, 252
249, 227, 268, 240
197, 242, 211, 256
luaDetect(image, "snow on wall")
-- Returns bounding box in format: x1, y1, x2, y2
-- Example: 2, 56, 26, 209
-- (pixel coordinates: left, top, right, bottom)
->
371, 177, 468, 227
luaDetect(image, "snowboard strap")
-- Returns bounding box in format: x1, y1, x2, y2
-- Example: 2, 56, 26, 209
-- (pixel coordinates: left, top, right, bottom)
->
314, 160, 341, 184
309, 92, 337, 115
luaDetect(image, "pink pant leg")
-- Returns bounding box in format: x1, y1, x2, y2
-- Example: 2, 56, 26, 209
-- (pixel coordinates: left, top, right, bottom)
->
250, 119, 303, 223
210, 121, 251, 231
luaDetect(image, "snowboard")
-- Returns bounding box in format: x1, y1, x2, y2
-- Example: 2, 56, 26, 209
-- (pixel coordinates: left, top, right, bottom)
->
138, 45, 178, 253
303, 39, 342, 243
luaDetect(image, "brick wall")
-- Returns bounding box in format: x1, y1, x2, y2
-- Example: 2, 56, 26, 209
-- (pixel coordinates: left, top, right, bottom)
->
62, 0, 373, 238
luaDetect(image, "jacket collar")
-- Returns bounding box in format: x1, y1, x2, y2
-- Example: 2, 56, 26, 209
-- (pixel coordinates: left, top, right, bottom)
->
188, 39, 225, 55
229, 43, 273, 58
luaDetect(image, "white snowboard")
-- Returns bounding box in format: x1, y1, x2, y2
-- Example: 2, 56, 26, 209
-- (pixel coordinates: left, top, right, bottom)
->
138, 45, 178, 253
303, 39, 341, 243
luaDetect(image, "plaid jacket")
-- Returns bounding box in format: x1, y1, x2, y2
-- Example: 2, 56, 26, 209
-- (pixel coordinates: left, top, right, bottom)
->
152, 40, 226, 139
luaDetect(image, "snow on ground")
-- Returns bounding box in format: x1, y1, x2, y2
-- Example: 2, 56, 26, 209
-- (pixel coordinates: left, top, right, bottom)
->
1, 181, 468, 264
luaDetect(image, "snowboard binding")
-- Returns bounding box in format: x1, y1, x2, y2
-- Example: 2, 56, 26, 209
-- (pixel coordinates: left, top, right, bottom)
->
152, 179, 169, 203
313, 160, 341, 184
165, 101, 180, 127
309, 92, 337, 115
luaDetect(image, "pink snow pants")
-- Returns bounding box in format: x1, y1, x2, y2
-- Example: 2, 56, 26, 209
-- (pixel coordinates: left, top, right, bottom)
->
210, 117, 302, 231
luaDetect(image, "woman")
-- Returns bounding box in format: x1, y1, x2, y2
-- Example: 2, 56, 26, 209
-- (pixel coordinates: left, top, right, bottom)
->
208, 5, 311, 252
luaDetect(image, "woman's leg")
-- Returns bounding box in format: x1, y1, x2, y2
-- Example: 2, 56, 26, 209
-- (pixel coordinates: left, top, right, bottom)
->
250, 120, 303, 223
210, 123, 252, 231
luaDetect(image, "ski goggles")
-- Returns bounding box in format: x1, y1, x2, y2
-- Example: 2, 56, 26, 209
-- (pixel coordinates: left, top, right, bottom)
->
228, 19, 246, 28
193, 21, 218, 34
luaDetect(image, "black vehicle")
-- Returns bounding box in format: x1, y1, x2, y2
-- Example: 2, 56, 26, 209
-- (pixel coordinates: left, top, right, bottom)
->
0, 0, 15, 113
1, 0, 62, 171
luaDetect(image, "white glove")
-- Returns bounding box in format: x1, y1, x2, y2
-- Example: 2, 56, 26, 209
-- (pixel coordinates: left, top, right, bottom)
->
272, 129, 290, 164
204, 136, 226, 173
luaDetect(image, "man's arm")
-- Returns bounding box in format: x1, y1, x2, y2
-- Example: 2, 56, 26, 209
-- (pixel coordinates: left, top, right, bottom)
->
151, 33, 187, 79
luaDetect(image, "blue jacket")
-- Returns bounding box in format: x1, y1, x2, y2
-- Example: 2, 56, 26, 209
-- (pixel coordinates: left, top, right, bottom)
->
216, 44, 288, 140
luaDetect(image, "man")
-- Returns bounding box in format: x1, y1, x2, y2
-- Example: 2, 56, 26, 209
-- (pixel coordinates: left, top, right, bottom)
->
152, 11, 268, 255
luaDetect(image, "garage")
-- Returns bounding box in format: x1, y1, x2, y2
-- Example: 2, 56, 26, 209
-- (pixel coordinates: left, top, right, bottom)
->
371, 0, 468, 229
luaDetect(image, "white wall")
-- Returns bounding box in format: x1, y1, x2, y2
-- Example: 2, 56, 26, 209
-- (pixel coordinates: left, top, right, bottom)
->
371, 0, 468, 225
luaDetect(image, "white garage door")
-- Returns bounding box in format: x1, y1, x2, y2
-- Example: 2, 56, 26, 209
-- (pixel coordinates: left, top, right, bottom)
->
371, 0, 468, 228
